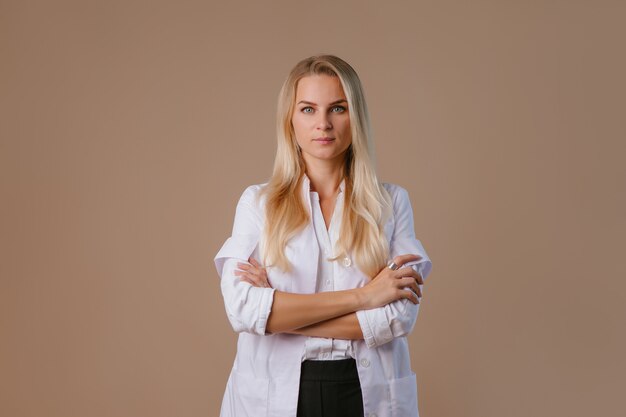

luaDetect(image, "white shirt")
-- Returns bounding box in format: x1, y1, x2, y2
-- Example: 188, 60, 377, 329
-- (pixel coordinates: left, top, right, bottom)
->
302, 178, 354, 361
214, 174, 433, 417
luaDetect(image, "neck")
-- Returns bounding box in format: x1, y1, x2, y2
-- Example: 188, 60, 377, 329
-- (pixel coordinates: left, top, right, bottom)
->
304, 159, 344, 201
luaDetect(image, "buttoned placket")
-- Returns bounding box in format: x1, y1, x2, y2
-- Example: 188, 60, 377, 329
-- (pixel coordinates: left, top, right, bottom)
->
302, 176, 354, 361
312, 190, 337, 292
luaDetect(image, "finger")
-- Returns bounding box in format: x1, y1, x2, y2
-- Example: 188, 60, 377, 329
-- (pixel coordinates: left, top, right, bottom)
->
398, 276, 419, 287
398, 277, 422, 297
246, 266, 263, 278
244, 268, 262, 282
393, 266, 423, 285
392, 254, 422, 268
398, 288, 419, 304
410, 281, 422, 298
392, 254, 423, 268
258, 271, 272, 288
237, 262, 251, 271
415, 271, 424, 286
403, 278, 421, 298
249, 258, 266, 270
410, 269, 424, 286
239, 276, 256, 286
240, 272, 264, 287
245, 270, 272, 288
241, 259, 270, 288
392, 266, 415, 277
251, 271, 270, 288
239, 263, 265, 279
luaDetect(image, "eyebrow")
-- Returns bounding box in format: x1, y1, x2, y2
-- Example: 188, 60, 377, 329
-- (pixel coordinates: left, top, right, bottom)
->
297, 99, 348, 106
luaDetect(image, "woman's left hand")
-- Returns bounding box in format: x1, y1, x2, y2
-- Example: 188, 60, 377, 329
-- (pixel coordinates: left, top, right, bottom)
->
234, 257, 273, 288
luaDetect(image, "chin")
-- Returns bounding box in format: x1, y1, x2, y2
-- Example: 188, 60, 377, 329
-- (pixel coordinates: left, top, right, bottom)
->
302, 146, 350, 162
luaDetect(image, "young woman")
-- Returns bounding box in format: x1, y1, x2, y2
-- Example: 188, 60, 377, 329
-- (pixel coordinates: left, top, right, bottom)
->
214, 54, 433, 417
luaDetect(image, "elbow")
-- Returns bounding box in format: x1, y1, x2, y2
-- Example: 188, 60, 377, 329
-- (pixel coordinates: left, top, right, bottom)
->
388, 315, 417, 339
368, 318, 415, 348
388, 299, 420, 338
357, 301, 420, 348
221, 284, 276, 336
225, 311, 269, 335
225, 312, 246, 334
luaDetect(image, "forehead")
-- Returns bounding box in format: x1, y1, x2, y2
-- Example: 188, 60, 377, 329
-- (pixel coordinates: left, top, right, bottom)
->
295, 74, 346, 101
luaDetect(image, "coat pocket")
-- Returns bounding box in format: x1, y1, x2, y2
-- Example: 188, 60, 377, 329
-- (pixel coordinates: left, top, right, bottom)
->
389, 372, 419, 417
230, 369, 270, 417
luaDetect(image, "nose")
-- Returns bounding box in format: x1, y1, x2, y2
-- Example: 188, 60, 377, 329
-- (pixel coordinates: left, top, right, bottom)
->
316, 112, 332, 130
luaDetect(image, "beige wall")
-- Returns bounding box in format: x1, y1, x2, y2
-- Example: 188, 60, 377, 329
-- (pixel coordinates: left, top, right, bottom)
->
1, 1, 624, 416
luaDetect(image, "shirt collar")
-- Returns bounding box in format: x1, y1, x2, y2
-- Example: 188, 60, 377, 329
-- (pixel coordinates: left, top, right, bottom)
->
302, 173, 346, 194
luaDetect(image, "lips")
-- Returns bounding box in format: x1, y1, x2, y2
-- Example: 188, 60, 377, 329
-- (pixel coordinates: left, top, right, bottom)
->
314, 137, 335, 141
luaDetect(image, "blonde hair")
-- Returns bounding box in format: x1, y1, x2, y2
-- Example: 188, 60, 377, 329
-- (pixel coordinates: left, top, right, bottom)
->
258, 54, 392, 278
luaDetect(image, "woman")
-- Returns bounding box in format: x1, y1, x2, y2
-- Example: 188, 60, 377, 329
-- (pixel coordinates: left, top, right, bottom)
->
214, 54, 433, 417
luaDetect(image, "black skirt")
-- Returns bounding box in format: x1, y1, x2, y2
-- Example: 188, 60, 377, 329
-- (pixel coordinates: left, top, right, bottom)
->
296, 358, 364, 417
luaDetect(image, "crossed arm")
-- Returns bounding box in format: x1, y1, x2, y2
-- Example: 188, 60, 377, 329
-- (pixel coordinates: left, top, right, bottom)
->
234, 255, 423, 340
215, 184, 432, 345
287, 312, 364, 340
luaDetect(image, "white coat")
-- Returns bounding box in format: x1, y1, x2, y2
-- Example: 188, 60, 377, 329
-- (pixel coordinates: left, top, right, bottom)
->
214, 174, 433, 417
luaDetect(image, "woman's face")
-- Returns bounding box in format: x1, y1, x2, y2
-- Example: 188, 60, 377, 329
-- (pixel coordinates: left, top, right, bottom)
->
291, 74, 352, 166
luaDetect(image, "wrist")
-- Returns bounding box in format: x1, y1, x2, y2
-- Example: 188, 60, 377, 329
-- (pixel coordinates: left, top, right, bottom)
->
352, 286, 369, 310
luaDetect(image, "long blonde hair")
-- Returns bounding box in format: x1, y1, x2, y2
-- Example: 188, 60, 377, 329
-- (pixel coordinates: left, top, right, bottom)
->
258, 54, 392, 278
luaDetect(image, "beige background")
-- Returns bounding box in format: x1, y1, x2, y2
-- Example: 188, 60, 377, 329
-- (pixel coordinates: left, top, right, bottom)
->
1, 1, 624, 416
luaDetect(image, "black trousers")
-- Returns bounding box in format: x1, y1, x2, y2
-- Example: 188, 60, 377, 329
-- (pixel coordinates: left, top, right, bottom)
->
296, 358, 365, 417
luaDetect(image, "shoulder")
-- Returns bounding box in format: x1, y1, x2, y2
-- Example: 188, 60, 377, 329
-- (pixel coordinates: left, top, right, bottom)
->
381, 181, 406, 194
229, 182, 269, 232
238, 182, 269, 205
381, 181, 410, 203
380, 182, 414, 222
236, 182, 270, 223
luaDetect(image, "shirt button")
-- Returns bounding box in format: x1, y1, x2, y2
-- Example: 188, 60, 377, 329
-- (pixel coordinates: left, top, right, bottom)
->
359, 358, 370, 368
325, 279, 331, 286
342, 257, 352, 267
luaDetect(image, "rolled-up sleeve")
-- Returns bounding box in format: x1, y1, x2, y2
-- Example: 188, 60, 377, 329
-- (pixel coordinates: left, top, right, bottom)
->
214, 186, 276, 336
356, 186, 433, 348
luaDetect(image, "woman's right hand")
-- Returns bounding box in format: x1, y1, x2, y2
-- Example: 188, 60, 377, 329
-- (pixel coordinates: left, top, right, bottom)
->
359, 254, 424, 309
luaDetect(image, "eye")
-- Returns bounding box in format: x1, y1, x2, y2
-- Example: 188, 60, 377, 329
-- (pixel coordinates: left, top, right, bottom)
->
331, 106, 346, 113
301, 106, 314, 113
